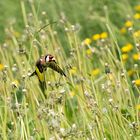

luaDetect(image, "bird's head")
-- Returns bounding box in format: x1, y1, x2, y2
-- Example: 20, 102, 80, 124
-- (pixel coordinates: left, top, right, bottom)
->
45, 54, 56, 63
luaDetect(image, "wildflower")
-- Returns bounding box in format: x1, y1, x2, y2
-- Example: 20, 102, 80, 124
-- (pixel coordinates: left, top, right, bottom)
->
133, 53, 140, 60
11, 80, 19, 88
91, 68, 100, 76
122, 54, 128, 61
134, 5, 140, 11
84, 38, 92, 45
127, 70, 135, 77
133, 30, 140, 38
69, 67, 77, 75
100, 32, 108, 39
13, 31, 20, 38
69, 91, 75, 98
132, 79, 140, 86
92, 34, 100, 41
86, 49, 92, 56
0, 64, 4, 71
108, 73, 114, 81
120, 27, 127, 34
136, 104, 140, 110
125, 20, 133, 28
134, 13, 140, 19
121, 43, 133, 53
135, 79, 140, 86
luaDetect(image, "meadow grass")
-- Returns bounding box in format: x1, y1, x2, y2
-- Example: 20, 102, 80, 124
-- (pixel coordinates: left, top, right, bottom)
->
0, 0, 140, 139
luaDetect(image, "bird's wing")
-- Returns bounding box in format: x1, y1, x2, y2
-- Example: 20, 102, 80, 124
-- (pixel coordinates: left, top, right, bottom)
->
47, 61, 66, 77
29, 71, 36, 77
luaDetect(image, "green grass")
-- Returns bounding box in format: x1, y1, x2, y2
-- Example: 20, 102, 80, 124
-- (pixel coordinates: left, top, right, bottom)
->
0, 0, 140, 139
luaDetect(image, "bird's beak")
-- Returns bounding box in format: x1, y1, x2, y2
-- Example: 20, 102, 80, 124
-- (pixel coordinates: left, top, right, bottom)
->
51, 57, 56, 63
52, 57, 55, 61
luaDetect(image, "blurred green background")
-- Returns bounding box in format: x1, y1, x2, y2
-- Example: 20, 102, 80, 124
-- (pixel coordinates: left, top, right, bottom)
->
0, 0, 139, 42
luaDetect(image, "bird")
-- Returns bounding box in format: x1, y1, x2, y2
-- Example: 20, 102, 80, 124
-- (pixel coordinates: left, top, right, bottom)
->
29, 54, 66, 94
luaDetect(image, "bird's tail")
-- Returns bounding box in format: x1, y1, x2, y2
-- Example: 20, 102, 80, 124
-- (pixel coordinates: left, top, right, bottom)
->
39, 81, 47, 98
29, 70, 47, 98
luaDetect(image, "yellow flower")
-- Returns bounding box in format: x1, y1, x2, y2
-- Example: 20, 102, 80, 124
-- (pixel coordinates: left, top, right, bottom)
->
120, 27, 127, 34
125, 20, 133, 28
86, 49, 92, 56
69, 67, 77, 75
134, 5, 140, 11
107, 73, 114, 81
127, 70, 135, 77
133, 30, 140, 38
122, 54, 128, 61
136, 104, 140, 110
11, 80, 19, 88
121, 43, 133, 53
13, 31, 20, 38
84, 38, 92, 45
134, 13, 140, 19
134, 79, 140, 86
91, 68, 100, 76
100, 32, 108, 39
0, 64, 4, 71
69, 91, 75, 98
133, 53, 140, 60
92, 34, 100, 41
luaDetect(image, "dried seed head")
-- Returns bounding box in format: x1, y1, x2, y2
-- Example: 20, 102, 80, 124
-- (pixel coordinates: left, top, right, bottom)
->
4, 65, 8, 69
22, 88, 27, 93
42, 11, 46, 16
3, 43, 8, 48
121, 72, 125, 77
109, 98, 113, 103
132, 80, 135, 84
101, 84, 105, 90
102, 107, 108, 113
64, 27, 69, 32
84, 90, 90, 97
59, 89, 66, 94
134, 64, 138, 68
60, 128, 66, 136
125, 88, 129, 94
72, 123, 77, 131
53, 31, 57, 35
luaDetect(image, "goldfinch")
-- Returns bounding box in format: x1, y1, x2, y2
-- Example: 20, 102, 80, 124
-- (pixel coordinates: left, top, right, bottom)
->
29, 54, 66, 91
